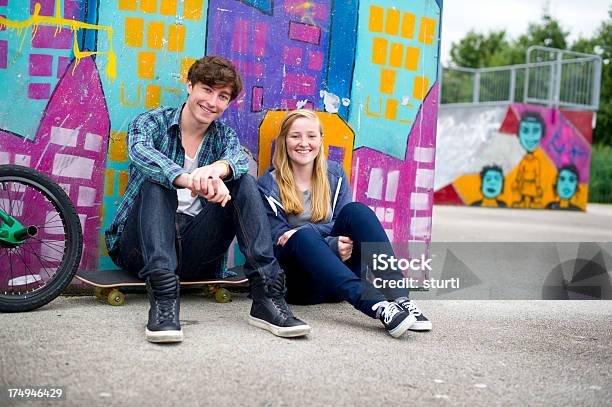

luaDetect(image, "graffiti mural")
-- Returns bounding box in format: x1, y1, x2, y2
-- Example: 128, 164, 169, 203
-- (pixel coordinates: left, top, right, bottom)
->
0, 0, 442, 273
435, 104, 593, 211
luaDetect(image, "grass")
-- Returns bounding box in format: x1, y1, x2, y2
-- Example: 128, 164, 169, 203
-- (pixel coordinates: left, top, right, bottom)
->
588, 144, 612, 203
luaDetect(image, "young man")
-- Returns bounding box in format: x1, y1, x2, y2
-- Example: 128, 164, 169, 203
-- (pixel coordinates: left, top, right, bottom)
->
105, 56, 310, 343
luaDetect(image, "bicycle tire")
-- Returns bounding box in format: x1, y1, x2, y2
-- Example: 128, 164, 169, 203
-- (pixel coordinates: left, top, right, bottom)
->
0, 164, 83, 312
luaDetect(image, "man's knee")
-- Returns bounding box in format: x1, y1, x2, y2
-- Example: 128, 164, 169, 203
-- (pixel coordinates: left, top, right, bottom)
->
141, 179, 175, 199
230, 174, 258, 197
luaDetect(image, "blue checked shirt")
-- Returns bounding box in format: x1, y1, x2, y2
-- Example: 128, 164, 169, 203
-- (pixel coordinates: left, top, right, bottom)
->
105, 105, 249, 256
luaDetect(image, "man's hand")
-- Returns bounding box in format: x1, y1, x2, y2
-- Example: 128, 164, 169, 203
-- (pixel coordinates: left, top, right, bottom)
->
338, 236, 353, 262
197, 177, 231, 207
175, 163, 232, 207
190, 162, 229, 194
277, 229, 298, 247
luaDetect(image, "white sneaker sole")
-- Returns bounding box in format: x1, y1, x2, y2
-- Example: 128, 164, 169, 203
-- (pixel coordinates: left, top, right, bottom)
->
388, 314, 417, 338
248, 316, 311, 337
146, 328, 184, 343
409, 320, 433, 331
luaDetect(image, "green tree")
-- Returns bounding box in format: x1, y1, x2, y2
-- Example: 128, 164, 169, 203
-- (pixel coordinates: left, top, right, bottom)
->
571, 10, 611, 146
449, 30, 510, 68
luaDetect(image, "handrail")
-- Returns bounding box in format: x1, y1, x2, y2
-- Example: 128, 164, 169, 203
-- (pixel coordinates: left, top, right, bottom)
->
440, 46, 602, 111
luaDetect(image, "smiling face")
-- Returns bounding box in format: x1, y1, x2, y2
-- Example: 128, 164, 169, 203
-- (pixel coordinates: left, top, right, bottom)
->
518, 118, 543, 152
557, 168, 578, 200
185, 81, 232, 127
285, 117, 323, 168
481, 169, 504, 199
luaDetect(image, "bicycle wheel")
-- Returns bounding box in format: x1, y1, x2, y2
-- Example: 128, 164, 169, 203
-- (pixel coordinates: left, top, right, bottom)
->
0, 165, 83, 312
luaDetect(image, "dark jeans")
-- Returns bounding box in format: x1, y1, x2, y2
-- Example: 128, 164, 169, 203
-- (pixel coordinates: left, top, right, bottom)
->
277, 202, 407, 318
110, 175, 281, 283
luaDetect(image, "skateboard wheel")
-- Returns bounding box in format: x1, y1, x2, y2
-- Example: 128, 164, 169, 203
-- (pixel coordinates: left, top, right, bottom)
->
94, 287, 109, 301
214, 288, 231, 303
107, 289, 125, 306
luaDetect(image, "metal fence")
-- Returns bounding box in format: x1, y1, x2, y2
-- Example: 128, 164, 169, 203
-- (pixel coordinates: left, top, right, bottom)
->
440, 46, 602, 111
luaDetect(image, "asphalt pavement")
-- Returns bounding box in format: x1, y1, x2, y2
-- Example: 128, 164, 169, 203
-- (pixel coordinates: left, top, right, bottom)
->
1, 204, 611, 406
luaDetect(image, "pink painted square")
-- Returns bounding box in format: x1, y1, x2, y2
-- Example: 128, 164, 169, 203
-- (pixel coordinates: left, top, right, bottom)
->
231, 19, 250, 55
251, 86, 263, 112
282, 99, 299, 110
32, 26, 72, 49
0, 0, 8, 7
29, 53, 53, 76
283, 73, 316, 96
30, 0, 54, 16
252, 22, 268, 57
57, 56, 70, 78
28, 83, 51, 99
308, 51, 324, 71
0, 40, 7, 69
288, 21, 320, 45
283, 46, 303, 66
253, 63, 264, 78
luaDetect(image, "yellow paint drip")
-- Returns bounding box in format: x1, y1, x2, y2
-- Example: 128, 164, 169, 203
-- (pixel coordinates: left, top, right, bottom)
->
0, 3, 117, 82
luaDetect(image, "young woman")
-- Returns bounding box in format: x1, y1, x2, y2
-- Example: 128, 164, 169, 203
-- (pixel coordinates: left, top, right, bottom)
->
258, 109, 431, 338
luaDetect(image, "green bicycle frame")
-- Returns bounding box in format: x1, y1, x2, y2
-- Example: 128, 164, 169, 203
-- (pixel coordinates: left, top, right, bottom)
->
0, 208, 37, 246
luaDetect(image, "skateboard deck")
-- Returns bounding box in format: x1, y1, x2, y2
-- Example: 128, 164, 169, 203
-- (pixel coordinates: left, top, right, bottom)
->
77, 268, 249, 306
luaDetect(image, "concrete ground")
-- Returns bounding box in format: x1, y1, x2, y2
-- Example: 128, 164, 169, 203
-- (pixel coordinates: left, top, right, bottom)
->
1, 204, 611, 406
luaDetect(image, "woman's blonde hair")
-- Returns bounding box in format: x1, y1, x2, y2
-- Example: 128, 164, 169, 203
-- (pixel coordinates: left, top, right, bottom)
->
273, 109, 330, 222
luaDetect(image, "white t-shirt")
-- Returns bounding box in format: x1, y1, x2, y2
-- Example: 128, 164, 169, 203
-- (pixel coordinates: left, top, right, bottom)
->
177, 141, 204, 217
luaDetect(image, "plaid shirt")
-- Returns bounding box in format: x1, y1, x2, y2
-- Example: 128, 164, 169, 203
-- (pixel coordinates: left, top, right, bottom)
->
105, 105, 249, 256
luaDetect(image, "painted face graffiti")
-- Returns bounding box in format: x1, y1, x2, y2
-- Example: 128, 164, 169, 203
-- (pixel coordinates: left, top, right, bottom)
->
481, 169, 504, 199
557, 168, 578, 200
518, 118, 543, 153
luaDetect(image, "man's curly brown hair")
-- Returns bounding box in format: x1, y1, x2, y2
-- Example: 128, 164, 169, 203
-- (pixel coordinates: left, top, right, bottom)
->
187, 56, 243, 101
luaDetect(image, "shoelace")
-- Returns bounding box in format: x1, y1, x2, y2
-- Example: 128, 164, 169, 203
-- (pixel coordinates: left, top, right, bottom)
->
402, 300, 422, 317
268, 276, 292, 319
381, 303, 402, 324
156, 298, 176, 325
371, 302, 403, 324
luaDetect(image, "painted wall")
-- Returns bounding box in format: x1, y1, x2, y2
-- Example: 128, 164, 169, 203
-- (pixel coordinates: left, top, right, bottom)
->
435, 104, 593, 211
0, 0, 442, 274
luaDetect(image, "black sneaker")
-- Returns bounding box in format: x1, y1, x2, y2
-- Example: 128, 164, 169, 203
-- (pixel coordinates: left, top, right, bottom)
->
372, 301, 417, 338
145, 270, 183, 343
395, 297, 432, 331
248, 273, 311, 337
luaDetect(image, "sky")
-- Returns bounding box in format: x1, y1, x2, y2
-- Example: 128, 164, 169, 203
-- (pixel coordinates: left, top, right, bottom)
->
440, 0, 611, 65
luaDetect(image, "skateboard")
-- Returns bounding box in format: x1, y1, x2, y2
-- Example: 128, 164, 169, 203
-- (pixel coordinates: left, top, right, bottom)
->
76, 268, 249, 306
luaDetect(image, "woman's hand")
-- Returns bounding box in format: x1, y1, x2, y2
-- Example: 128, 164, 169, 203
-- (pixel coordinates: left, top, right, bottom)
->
338, 236, 353, 262
277, 229, 298, 247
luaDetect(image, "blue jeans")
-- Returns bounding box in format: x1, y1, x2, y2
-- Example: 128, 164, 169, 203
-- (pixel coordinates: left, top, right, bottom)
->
277, 202, 408, 318
110, 175, 281, 283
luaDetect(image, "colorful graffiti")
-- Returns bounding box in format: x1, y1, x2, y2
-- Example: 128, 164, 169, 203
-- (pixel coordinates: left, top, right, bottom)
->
0, 0, 442, 273
435, 104, 592, 211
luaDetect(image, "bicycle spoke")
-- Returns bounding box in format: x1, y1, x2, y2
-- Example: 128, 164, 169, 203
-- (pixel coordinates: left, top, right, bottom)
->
14, 248, 44, 289
8, 248, 15, 294
18, 244, 58, 281
6, 180, 14, 218
17, 246, 52, 283
19, 243, 63, 264
27, 237, 66, 257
